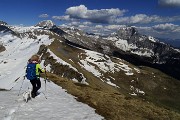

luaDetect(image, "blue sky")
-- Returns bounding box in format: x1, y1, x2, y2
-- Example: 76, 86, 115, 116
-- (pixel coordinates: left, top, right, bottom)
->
0, 0, 180, 39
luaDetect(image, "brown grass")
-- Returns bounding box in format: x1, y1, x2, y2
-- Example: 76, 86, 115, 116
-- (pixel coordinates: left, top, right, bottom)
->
45, 72, 180, 120
37, 38, 180, 119
0, 45, 5, 52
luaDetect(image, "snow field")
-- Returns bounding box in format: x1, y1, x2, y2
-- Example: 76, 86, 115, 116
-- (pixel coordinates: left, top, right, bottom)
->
0, 28, 103, 120
0, 79, 103, 120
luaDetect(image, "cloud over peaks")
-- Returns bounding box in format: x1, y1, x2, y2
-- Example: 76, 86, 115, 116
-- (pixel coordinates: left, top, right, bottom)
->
115, 14, 180, 24
159, 0, 180, 7
39, 14, 49, 18
137, 23, 180, 39
65, 5, 127, 23
53, 5, 180, 25
52, 15, 75, 21
152, 23, 180, 32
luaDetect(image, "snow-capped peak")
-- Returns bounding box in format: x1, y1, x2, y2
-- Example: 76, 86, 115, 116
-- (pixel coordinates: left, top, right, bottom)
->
0, 20, 8, 26
36, 20, 55, 29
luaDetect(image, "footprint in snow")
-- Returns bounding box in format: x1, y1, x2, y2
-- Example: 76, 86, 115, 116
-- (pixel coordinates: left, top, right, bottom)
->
6, 71, 11, 75
3, 108, 17, 120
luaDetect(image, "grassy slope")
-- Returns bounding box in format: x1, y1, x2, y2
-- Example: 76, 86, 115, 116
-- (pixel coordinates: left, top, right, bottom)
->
39, 36, 180, 119
138, 67, 180, 112
45, 73, 180, 120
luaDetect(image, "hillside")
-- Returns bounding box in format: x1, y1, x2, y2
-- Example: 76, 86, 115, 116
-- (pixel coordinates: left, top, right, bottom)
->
45, 73, 180, 120
37, 37, 180, 119
0, 20, 180, 120
59, 26, 180, 80
0, 23, 103, 120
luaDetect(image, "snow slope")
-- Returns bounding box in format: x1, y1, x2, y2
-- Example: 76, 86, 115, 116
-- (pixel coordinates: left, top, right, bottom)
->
0, 80, 103, 120
0, 30, 103, 120
78, 50, 135, 87
0, 32, 52, 89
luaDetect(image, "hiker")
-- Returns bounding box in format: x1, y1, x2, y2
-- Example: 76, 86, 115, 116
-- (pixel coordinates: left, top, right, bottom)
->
26, 54, 46, 98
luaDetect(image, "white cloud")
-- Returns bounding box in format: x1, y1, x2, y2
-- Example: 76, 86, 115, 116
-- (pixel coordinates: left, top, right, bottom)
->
52, 15, 75, 21
95, 25, 103, 29
83, 22, 92, 25
115, 14, 180, 24
78, 24, 89, 28
65, 5, 127, 23
60, 24, 68, 27
137, 23, 180, 39
105, 25, 126, 30
53, 5, 180, 25
159, 0, 180, 7
152, 23, 179, 31
39, 14, 49, 18
66, 5, 87, 19
129, 14, 161, 24
69, 21, 81, 26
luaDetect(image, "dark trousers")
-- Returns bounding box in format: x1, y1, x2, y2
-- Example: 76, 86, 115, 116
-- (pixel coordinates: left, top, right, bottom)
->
30, 78, 41, 95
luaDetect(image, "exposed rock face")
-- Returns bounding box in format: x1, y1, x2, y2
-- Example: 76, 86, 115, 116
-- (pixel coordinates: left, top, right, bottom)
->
0, 25, 19, 38
107, 27, 180, 80
109, 27, 180, 63
0, 21, 16, 34
49, 26, 66, 36
0, 25, 13, 33
116, 27, 138, 40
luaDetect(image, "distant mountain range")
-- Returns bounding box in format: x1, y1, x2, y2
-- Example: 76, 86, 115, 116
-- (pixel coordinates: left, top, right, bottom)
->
157, 37, 180, 48
0, 20, 180, 119
1, 20, 180, 80
51, 24, 180, 80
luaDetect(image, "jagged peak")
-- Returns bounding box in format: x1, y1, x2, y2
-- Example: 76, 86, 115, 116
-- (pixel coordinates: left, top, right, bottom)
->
0, 20, 8, 26
117, 26, 138, 36
35, 20, 55, 29
63, 26, 81, 32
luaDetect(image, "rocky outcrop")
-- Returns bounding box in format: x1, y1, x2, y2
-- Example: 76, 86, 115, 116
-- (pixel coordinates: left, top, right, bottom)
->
0, 21, 7, 26
49, 26, 66, 36
0, 45, 5, 53
35, 20, 55, 29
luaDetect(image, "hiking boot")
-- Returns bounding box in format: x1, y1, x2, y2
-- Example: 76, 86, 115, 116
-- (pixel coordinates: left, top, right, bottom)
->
36, 92, 40, 96
31, 92, 36, 98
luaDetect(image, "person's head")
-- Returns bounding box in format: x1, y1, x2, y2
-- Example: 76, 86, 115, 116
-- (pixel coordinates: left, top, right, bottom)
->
30, 54, 40, 63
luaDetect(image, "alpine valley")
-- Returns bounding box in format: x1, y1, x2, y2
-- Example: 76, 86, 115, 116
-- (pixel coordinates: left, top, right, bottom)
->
0, 20, 180, 120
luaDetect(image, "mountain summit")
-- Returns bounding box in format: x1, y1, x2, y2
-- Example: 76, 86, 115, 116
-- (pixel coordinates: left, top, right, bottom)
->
0, 20, 7, 26
35, 20, 55, 29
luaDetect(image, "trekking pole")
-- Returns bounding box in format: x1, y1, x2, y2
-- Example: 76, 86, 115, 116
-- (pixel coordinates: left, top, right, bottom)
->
44, 65, 47, 92
18, 76, 25, 96
41, 92, 48, 99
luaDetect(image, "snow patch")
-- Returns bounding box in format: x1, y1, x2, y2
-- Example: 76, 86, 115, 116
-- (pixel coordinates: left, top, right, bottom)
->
115, 39, 129, 51
106, 78, 120, 88
47, 49, 87, 83
79, 50, 134, 87
148, 36, 156, 42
